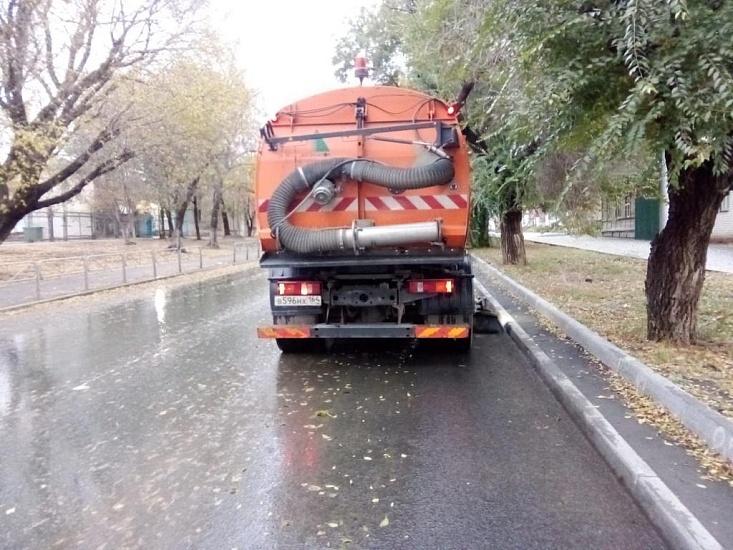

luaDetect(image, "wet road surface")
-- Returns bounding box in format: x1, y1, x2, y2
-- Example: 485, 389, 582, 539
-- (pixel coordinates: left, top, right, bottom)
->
0, 270, 667, 549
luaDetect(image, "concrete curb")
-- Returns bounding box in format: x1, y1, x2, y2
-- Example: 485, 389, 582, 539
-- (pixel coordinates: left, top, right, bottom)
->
471, 254, 733, 464
473, 278, 721, 550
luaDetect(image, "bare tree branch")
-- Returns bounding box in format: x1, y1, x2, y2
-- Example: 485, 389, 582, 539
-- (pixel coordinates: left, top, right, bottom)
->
73, 3, 97, 78
36, 126, 121, 196
3, 0, 32, 124
42, 5, 61, 88
36, 150, 135, 209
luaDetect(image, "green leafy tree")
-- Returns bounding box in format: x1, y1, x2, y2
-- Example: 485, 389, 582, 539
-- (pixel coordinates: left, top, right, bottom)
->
334, 0, 539, 264
336, 0, 733, 342
333, 1, 418, 85
480, 0, 733, 343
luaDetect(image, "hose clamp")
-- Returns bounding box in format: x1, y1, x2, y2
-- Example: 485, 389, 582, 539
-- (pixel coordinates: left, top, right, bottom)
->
337, 228, 345, 250
351, 220, 360, 256
349, 161, 361, 182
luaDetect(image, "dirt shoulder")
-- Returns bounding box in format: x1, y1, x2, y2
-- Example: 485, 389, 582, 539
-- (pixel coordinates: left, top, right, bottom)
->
0, 236, 258, 262
473, 243, 733, 421
0, 236, 259, 282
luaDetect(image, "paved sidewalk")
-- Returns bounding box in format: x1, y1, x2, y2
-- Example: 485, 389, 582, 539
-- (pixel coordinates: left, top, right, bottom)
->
524, 232, 733, 274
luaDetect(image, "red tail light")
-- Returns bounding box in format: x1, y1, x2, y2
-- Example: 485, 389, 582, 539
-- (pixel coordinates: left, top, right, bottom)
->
408, 279, 454, 294
276, 281, 322, 296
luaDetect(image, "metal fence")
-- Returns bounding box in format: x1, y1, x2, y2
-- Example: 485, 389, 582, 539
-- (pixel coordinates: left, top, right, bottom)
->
0, 241, 261, 310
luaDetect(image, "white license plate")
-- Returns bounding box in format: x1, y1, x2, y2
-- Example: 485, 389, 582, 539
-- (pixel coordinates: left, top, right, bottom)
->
274, 295, 322, 307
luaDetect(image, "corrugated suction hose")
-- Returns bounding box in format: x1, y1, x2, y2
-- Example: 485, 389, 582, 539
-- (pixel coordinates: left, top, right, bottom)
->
267, 157, 455, 254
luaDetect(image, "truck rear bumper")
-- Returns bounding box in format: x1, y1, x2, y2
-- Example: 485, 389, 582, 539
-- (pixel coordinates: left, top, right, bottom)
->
257, 324, 470, 339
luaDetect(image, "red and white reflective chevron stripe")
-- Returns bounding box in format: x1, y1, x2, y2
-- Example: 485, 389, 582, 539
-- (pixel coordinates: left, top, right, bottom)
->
364, 194, 468, 211
258, 197, 357, 213
414, 325, 470, 339
258, 194, 467, 213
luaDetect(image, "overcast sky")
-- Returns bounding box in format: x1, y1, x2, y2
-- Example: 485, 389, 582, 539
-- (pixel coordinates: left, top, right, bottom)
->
214, 0, 379, 117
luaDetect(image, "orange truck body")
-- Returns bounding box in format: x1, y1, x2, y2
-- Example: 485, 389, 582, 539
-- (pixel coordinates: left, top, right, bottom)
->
255, 85, 476, 352
256, 86, 471, 251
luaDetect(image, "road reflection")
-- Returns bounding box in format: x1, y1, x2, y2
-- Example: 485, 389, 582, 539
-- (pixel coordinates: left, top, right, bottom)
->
154, 287, 167, 327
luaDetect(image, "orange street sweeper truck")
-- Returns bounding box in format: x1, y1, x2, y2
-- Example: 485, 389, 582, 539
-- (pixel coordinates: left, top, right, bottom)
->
254, 79, 485, 353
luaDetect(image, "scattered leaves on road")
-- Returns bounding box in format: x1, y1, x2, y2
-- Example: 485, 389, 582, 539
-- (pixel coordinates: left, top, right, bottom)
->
609, 372, 733, 485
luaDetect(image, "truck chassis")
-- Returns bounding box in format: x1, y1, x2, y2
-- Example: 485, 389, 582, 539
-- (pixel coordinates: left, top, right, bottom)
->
257, 251, 475, 353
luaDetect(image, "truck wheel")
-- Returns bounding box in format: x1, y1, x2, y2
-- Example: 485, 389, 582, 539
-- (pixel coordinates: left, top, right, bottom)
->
276, 338, 324, 353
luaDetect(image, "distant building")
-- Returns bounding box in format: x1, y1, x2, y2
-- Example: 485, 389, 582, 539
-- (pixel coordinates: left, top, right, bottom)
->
522, 208, 559, 228
601, 191, 733, 242
716, 192, 733, 240
10, 191, 94, 242
10, 190, 198, 242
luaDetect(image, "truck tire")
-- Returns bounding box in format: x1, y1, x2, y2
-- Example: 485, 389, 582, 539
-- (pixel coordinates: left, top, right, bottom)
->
276, 338, 324, 353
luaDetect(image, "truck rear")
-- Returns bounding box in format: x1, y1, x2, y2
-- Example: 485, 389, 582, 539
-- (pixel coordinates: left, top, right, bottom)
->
255, 85, 476, 352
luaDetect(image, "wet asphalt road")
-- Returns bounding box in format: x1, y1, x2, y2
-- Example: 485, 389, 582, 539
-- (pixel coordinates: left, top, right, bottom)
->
0, 269, 667, 549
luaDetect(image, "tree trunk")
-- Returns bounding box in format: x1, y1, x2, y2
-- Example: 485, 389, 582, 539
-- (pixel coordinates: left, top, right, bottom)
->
122, 181, 135, 244
500, 208, 526, 265
208, 183, 222, 248
112, 208, 124, 241
0, 208, 27, 243
174, 204, 187, 249
157, 208, 163, 238
174, 176, 201, 249
221, 198, 231, 236
645, 159, 731, 344
47, 209, 55, 242
117, 210, 133, 244
123, 215, 134, 244
193, 195, 201, 240
244, 195, 256, 237
62, 207, 68, 241
165, 209, 174, 238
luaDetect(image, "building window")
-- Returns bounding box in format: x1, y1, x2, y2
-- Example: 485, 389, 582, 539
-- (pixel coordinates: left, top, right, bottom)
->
623, 195, 632, 218
721, 192, 730, 213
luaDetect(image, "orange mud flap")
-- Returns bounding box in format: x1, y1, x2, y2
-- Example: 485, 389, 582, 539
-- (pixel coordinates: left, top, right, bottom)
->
257, 324, 470, 339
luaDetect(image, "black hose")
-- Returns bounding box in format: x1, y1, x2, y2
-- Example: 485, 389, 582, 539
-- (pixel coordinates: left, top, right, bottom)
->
344, 158, 454, 190
267, 156, 454, 254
